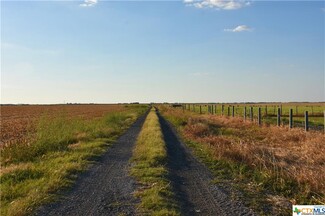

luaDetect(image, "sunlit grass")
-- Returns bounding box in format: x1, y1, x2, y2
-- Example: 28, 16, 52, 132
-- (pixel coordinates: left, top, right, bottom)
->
130, 108, 180, 215
0, 105, 148, 216
160, 105, 325, 215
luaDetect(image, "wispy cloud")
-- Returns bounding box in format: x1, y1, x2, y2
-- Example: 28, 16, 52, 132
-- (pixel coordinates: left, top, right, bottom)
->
184, 0, 250, 10
224, 25, 253, 32
80, 0, 98, 7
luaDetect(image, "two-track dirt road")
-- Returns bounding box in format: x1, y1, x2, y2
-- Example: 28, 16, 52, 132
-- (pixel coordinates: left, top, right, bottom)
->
35, 112, 148, 216
35, 111, 254, 216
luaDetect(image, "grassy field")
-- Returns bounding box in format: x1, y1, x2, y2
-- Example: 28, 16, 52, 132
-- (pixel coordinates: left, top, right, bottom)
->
0, 104, 127, 145
0, 105, 148, 216
160, 105, 325, 215
182, 102, 325, 129
130, 107, 179, 216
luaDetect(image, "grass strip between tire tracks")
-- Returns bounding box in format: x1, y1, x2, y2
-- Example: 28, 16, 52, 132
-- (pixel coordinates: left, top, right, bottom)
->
130, 107, 180, 216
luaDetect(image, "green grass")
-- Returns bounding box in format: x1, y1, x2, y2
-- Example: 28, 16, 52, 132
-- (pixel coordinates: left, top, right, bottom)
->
0, 105, 148, 216
181, 103, 325, 129
130, 108, 180, 216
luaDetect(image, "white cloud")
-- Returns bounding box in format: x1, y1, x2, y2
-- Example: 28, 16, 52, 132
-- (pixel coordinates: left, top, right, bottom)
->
80, 0, 98, 7
224, 25, 253, 32
184, 0, 250, 10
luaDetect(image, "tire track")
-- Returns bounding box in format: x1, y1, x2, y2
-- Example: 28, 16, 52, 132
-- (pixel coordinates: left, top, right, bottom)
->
35, 111, 149, 216
157, 112, 255, 216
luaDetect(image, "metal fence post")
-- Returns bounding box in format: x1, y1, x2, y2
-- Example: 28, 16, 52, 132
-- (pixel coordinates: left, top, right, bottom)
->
289, 109, 293, 129
277, 108, 281, 126
265, 105, 267, 116
250, 107, 253, 121
244, 107, 246, 121
258, 107, 261, 126
232, 106, 235, 117
305, 111, 309, 131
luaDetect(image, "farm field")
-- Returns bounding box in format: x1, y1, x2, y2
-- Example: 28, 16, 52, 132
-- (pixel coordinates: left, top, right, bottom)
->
0, 104, 148, 216
181, 102, 325, 130
0, 104, 126, 146
1, 103, 324, 215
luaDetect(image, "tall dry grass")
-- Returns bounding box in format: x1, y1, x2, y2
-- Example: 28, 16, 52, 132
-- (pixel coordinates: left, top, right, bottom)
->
161, 106, 325, 205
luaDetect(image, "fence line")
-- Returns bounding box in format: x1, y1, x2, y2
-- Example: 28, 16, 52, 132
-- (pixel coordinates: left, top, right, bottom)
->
178, 103, 324, 132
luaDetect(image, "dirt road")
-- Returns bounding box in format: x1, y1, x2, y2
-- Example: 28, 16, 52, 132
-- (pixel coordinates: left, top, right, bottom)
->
35, 111, 254, 216
158, 113, 255, 216
35, 112, 148, 216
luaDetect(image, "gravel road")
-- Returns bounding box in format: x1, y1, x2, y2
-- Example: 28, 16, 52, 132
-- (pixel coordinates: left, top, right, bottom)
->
35, 112, 148, 216
158, 113, 255, 216
35, 110, 255, 216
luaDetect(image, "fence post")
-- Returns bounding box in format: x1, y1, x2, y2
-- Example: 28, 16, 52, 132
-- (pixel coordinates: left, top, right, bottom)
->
250, 107, 253, 121
296, 106, 298, 115
199, 105, 202, 114
227, 106, 230, 116
277, 108, 281, 126
222, 105, 224, 115
232, 106, 235, 117
265, 105, 267, 116
258, 107, 261, 126
289, 109, 293, 129
215, 105, 217, 114
244, 107, 246, 121
212, 105, 214, 115
305, 111, 309, 131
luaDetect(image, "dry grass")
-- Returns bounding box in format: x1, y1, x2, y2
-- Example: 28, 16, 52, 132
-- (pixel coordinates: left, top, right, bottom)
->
0, 104, 126, 146
161, 106, 325, 207
0, 105, 148, 216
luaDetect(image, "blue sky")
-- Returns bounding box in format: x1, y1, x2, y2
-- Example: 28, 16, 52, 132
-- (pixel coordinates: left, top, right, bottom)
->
1, 0, 324, 104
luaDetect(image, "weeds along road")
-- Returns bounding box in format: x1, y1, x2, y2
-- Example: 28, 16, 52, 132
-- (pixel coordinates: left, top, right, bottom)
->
157, 112, 255, 216
35, 111, 149, 216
